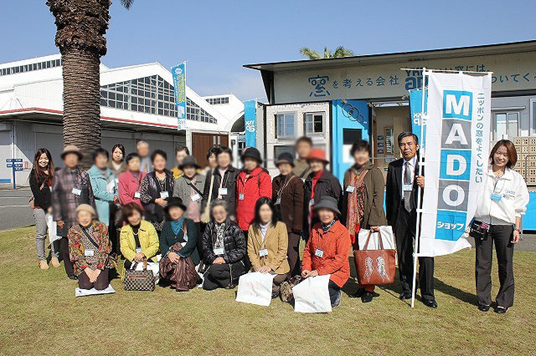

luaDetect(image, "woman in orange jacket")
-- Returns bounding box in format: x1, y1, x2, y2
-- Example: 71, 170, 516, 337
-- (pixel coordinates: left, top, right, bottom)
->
301, 196, 351, 307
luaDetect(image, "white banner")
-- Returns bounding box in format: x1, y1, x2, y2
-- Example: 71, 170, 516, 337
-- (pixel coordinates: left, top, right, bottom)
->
420, 71, 492, 257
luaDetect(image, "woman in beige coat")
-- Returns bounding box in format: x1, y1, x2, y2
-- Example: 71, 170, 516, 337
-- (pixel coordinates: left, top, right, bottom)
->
247, 197, 290, 298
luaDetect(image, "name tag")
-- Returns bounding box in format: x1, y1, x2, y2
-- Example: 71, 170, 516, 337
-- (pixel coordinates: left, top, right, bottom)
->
191, 193, 201, 202
490, 193, 502, 201
275, 197, 281, 205
214, 247, 224, 255
309, 199, 315, 207
315, 249, 324, 258
219, 188, 228, 196
346, 186, 355, 193
84, 249, 94, 257
72, 188, 82, 196
239, 193, 245, 200
134, 192, 141, 198
160, 191, 169, 199
259, 248, 268, 257
135, 247, 142, 254
403, 184, 413, 192
115, 178, 119, 184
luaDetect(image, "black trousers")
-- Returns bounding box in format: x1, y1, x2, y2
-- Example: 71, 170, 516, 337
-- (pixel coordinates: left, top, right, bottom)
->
202, 262, 246, 290
475, 224, 515, 308
78, 269, 109, 290
60, 236, 75, 278
242, 230, 252, 272
395, 207, 435, 302
287, 232, 301, 277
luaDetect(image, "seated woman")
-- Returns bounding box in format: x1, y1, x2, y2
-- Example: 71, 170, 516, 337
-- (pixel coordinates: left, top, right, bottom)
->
68, 204, 115, 290
159, 197, 200, 291
301, 196, 351, 308
247, 197, 290, 298
201, 199, 246, 290
120, 203, 159, 269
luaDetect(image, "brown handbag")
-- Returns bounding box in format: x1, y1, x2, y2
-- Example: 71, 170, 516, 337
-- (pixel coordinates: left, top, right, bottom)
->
354, 230, 396, 286
123, 258, 156, 291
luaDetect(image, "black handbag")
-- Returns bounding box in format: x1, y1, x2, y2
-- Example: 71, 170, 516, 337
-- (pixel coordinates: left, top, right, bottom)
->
123, 259, 156, 291
469, 220, 489, 241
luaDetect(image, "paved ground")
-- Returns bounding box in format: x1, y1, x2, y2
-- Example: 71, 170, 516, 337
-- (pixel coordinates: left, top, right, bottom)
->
1, 187, 534, 251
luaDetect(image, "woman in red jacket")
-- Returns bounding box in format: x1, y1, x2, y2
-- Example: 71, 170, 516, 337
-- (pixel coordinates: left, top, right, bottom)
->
236, 147, 272, 235
118, 153, 146, 210
301, 196, 351, 308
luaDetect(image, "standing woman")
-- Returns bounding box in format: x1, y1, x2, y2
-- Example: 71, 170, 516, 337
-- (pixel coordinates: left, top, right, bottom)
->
108, 144, 127, 178
68, 204, 115, 290
140, 149, 174, 234
118, 153, 146, 209
30, 148, 60, 269
247, 197, 290, 298
172, 156, 206, 228
473, 140, 529, 314
303, 149, 342, 237
201, 146, 222, 176
342, 140, 387, 303
201, 200, 247, 290
88, 148, 118, 228
203, 146, 239, 220
236, 147, 272, 236
272, 152, 304, 277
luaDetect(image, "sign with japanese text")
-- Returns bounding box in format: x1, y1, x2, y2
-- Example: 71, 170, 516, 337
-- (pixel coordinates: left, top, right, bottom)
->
272, 51, 535, 103
244, 100, 257, 147
409, 89, 427, 149
420, 71, 492, 257
172, 62, 187, 125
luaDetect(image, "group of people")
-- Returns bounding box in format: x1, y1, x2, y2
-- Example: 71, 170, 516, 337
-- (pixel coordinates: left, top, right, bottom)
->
30, 134, 529, 313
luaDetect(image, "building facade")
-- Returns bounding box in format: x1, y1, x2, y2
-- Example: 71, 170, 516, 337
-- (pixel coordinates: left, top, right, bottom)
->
0, 54, 245, 186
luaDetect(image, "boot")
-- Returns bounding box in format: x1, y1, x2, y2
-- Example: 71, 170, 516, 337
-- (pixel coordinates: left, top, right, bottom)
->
50, 257, 60, 268
39, 260, 49, 270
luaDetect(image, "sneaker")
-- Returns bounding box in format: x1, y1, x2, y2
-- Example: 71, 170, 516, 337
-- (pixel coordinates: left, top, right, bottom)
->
38, 260, 49, 270
332, 290, 342, 308
50, 257, 60, 268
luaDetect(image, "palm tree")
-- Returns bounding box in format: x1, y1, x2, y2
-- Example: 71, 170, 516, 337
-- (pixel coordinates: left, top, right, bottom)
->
46, 0, 134, 168
299, 46, 354, 60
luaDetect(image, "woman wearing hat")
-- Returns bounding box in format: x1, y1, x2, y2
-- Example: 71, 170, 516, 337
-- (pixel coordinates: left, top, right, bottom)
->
236, 147, 272, 239
342, 140, 387, 303
68, 204, 115, 290
299, 196, 351, 308
201, 199, 247, 290
120, 202, 160, 270
140, 149, 174, 234
272, 152, 304, 277
159, 197, 200, 291
52, 145, 95, 279
173, 155, 206, 226
303, 148, 342, 238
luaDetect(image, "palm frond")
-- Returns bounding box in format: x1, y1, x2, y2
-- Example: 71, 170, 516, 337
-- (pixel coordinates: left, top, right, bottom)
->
299, 47, 321, 60
332, 46, 354, 58
120, 0, 134, 10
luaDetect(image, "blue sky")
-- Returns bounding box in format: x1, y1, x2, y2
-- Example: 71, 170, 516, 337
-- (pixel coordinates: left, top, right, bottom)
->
1, 0, 534, 101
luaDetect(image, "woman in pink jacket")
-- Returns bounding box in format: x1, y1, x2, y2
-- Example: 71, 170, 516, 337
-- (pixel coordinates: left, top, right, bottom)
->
118, 153, 146, 210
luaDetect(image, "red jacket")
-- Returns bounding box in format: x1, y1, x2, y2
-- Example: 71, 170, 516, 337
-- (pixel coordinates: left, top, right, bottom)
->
302, 220, 351, 288
118, 170, 146, 209
235, 167, 272, 231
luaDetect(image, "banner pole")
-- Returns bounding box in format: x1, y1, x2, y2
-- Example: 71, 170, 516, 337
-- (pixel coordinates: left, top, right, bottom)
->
411, 68, 427, 308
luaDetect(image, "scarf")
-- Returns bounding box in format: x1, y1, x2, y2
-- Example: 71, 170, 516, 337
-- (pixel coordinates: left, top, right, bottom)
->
214, 221, 226, 252
321, 220, 336, 231
260, 222, 270, 242
346, 166, 368, 240
171, 217, 185, 236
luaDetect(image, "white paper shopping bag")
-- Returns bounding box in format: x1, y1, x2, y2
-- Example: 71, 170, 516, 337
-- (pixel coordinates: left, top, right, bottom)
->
235, 272, 275, 307
292, 274, 332, 313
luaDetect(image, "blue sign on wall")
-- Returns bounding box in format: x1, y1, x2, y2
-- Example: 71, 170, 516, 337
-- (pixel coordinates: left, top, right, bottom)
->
244, 100, 257, 148
331, 99, 369, 181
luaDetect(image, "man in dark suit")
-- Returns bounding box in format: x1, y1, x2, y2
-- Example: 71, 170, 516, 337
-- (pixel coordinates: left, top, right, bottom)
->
386, 132, 436, 308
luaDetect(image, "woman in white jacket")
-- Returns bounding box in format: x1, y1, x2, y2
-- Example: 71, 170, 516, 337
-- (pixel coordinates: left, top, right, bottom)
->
473, 140, 529, 314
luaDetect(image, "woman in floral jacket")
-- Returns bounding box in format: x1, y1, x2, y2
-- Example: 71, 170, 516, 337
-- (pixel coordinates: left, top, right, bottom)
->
68, 204, 115, 290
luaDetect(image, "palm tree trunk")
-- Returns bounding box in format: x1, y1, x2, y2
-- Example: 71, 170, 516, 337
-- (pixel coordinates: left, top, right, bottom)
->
61, 48, 102, 168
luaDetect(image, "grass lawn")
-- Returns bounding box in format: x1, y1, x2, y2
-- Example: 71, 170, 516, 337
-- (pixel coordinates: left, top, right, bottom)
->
0, 227, 535, 356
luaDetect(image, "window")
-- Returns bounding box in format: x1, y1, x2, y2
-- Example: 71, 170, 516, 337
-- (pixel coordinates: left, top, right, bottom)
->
276, 113, 295, 138
494, 112, 519, 140
0, 58, 62, 77
304, 112, 324, 135
531, 98, 536, 136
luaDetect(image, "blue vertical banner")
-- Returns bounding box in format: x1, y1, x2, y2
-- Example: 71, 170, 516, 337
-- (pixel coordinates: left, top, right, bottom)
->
331, 99, 369, 182
409, 89, 427, 149
244, 100, 257, 147
171, 62, 187, 129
